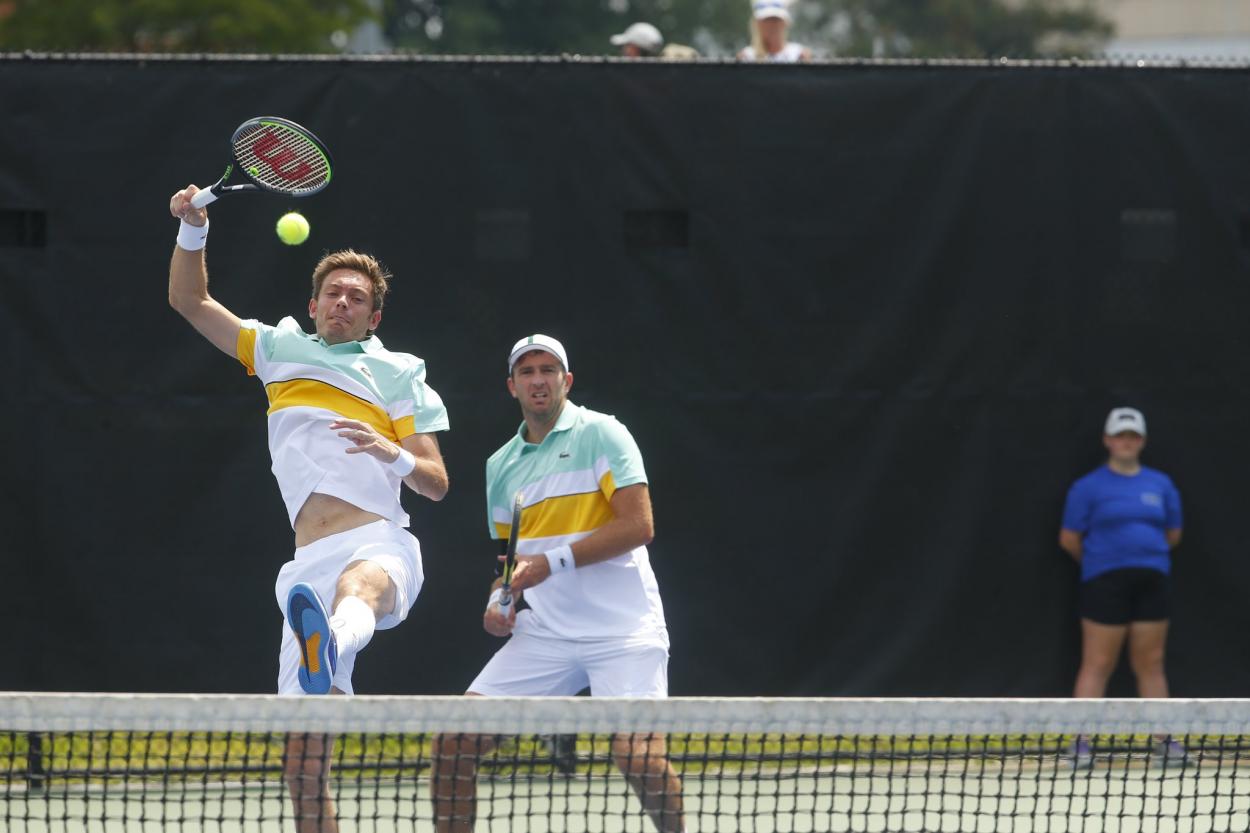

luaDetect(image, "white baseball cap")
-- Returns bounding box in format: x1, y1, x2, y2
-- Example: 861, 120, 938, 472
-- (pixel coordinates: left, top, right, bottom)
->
610, 22, 664, 52
509, 334, 569, 373
1104, 407, 1147, 437
752, 0, 792, 23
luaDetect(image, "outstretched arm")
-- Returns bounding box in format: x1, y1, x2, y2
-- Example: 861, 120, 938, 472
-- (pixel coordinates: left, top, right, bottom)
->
168, 184, 242, 357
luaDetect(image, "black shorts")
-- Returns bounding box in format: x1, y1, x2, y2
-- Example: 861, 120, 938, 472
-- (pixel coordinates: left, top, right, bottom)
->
1080, 567, 1170, 625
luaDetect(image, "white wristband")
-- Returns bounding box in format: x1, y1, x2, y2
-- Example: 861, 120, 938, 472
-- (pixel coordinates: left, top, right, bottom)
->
488, 588, 502, 608
177, 218, 209, 251
545, 545, 575, 574
390, 447, 416, 477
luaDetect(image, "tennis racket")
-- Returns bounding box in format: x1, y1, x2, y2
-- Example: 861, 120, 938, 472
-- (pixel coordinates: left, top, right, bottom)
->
190, 116, 333, 209
497, 491, 524, 616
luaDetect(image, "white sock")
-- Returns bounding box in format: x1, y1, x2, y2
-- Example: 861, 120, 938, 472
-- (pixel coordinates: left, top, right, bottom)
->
330, 595, 376, 661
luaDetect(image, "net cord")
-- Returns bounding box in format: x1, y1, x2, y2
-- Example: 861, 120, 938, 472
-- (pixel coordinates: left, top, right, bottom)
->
2, 694, 1248, 736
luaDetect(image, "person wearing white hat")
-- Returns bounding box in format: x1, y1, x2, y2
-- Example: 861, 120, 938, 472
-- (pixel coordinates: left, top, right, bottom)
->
738, 0, 811, 63
432, 335, 683, 833
611, 21, 664, 57
1059, 407, 1184, 768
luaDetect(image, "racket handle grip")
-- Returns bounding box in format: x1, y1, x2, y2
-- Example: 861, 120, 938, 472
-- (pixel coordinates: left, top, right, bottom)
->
497, 587, 513, 616
190, 187, 219, 209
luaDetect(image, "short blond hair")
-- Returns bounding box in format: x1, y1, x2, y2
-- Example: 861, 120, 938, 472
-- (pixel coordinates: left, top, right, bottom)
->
310, 249, 391, 313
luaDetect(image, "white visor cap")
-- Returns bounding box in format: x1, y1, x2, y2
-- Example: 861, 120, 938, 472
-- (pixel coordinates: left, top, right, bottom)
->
509, 334, 569, 373
1104, 407, 1146, 437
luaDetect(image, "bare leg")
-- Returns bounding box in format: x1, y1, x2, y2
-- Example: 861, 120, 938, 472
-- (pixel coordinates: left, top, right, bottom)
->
1126, 620, 1187, 760
612, 733, 684, 833
285, 731, 338, 833
1127, 620, 1170, 698
333, 559, 396, 619
280, 563, 392, 832
1073, 619, 1128, 698
432, 694, 498, 833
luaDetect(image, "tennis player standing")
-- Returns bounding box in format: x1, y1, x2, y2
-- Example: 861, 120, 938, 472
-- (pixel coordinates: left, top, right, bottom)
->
168, 186, 450, 832
432, 335, 683, 833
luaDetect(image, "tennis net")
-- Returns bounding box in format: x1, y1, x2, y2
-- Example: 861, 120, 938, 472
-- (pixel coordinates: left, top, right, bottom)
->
1, 693, 1247, 832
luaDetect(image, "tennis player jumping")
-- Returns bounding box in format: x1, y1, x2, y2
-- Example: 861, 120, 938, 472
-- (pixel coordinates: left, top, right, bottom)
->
432, 335, 683, 833
168, 186, 450, 831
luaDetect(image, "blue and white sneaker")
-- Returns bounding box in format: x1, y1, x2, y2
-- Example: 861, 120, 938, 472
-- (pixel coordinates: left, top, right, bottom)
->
1153, 737, 1189, 768
287, 583, 337, 695
1066, 737, 1094, 771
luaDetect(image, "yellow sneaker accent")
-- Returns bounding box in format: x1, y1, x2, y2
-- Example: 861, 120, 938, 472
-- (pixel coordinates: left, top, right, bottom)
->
305, 632, 322, 674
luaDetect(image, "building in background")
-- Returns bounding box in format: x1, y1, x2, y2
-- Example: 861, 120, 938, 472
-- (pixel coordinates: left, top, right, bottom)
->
1092, 0, 1250, 59
345, 0, 389, 52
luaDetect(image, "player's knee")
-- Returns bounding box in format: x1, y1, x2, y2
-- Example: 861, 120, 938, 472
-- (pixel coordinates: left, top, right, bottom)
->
283, 737, 328, 789
612, 753, 646, 778
1079, 649, 1118, 676
282, 762, 323, 795
336, 565, 373, 597
1129, 647, 1165, 676
611, 737, 664, 778
334, 563, 388, 611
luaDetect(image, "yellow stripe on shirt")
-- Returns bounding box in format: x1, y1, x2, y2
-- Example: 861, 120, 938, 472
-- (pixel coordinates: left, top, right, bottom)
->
393, 414, 418, 440
598, 469, 618, 501
265, 378, 398, 441
493, 488, 617, 541
237, 327, 259, 376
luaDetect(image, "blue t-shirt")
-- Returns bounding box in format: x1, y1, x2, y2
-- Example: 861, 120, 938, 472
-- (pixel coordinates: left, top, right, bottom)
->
1061, 465, 1182, 581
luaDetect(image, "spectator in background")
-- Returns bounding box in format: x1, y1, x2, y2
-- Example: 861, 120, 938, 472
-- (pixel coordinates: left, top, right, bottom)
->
1059, 407, 1184, 766
738, 0, 811, 63
660, 43, 701, 60
611, 22, 664, 58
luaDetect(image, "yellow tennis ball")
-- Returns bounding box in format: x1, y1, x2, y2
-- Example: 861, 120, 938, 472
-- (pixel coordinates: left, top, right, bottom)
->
276, 212, 310, 245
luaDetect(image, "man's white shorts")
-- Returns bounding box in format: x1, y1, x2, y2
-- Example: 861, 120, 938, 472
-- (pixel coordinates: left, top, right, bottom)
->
467, 631, 669, 698
274, 519, 423, 695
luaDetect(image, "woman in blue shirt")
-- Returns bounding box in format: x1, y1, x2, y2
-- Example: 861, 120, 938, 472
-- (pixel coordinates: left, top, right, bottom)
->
1060, 407, 1183, 706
